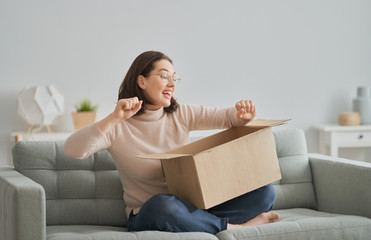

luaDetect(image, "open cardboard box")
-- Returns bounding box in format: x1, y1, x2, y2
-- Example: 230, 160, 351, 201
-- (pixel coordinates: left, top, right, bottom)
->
140, 119, 288, 209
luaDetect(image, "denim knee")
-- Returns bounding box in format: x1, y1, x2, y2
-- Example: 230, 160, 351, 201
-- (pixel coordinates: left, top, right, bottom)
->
260, 184, 277, 210
129, 194, 225, 233
128, 194, 181, 231
143, 194, 182, 217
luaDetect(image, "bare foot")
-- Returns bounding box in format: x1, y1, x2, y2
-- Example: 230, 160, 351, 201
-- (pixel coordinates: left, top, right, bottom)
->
227, 211, 280, 229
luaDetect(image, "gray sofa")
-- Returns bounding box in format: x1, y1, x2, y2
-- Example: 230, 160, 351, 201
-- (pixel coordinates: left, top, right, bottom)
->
1, 128, 370, 240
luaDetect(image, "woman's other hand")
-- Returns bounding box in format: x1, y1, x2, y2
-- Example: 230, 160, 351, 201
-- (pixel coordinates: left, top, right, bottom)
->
235, 100, 256, 122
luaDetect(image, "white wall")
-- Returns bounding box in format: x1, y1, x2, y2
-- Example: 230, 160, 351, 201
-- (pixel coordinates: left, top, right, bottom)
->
1, 0, 370, 166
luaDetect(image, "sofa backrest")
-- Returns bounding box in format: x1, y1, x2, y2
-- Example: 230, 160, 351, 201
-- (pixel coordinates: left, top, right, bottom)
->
11, 128, 316, 227
12, 141, 126, 227
272, 128, 317, 210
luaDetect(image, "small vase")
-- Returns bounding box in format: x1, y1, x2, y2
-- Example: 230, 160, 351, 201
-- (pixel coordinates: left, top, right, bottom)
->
353, 86, 371, 125
338, 112, 361, 126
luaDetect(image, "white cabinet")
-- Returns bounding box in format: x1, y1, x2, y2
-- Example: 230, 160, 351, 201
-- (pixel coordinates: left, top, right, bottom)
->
316, 125, 371, 157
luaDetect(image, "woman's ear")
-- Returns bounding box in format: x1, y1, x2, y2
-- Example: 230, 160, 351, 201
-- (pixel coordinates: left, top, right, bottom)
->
137, 75, 146, 89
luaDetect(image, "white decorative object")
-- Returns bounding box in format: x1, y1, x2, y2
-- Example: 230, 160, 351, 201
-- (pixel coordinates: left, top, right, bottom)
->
17, 85, 65, 133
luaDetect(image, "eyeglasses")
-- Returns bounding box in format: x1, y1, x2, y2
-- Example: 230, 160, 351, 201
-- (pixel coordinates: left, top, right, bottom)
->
147, 71, 181, 84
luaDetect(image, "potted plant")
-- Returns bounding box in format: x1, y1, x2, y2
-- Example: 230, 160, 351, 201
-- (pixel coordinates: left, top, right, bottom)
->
72, 99, 98, 131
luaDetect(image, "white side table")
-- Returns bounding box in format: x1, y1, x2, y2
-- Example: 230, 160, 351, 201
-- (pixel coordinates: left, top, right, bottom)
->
316, 124, 371, 157
10, 131, 73, 144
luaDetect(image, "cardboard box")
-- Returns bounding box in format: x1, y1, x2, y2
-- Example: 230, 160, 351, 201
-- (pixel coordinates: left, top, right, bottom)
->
140, 119, 287, 209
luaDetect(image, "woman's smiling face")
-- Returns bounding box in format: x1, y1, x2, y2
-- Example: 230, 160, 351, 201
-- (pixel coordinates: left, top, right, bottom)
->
137, 59, 176, 110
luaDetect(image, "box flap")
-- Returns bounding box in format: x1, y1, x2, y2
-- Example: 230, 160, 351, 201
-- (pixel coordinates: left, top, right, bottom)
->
247, 119, 290, 127
137, 153, 191, 160
138, 119, 290, 160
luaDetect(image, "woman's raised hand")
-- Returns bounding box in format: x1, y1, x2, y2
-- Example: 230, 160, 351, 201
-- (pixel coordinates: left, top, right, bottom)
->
113, 97, 143, 121
97, 97, 142, 133
235, 100, 256, 122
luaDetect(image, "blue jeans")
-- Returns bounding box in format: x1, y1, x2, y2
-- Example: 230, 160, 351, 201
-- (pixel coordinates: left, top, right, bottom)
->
127, 184, 276, 234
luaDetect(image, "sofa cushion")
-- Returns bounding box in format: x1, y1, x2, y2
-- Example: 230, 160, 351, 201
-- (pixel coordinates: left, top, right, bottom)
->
46, 225, 218, 240
272, 129, 317, 210
12, 141, 126, 226
216, 208, 371, 240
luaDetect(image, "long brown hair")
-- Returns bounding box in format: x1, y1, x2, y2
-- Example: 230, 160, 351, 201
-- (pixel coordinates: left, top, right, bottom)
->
118, 51, 178, 115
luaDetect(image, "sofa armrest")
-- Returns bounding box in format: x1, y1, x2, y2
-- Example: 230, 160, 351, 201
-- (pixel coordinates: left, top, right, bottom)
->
0, 167, 46, 240
309, 153, 371, 218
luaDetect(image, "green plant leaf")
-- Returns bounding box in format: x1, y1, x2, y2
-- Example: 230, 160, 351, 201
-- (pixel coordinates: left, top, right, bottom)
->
75, 99, 98, 112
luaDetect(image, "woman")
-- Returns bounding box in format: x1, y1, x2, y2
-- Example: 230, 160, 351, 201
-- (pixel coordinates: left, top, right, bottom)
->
64, 50, 279, 234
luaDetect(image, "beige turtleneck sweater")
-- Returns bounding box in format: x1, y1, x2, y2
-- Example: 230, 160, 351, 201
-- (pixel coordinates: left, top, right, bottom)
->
64, 104, 247, 218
